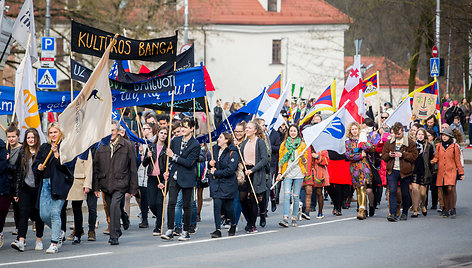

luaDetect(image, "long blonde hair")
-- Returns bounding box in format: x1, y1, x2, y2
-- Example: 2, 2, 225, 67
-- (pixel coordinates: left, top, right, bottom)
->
346, 122, 361, 139
47, 122, 64, 144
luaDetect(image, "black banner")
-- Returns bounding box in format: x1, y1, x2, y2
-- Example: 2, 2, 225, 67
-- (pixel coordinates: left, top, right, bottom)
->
71, 58, 175, 93
71, 21, 177, 62
116, 44, 194, 83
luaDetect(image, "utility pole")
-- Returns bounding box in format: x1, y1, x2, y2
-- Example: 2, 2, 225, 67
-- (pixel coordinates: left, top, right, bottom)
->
184, 0, 188, 44
45, 0, 50, 36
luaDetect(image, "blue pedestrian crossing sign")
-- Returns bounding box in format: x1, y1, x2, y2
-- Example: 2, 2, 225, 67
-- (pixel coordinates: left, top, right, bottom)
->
430, 58, 440, 77
37, 68, 57, 89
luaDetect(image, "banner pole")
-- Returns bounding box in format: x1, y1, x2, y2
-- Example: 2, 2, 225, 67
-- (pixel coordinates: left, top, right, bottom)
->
215, 92, 259, 204
161, 60, 177, 232
11, 33, 32, 124
377, 71, 381, 128
204, 96, 214, 161
70, 51, 74, 102
133, 105, 164, 195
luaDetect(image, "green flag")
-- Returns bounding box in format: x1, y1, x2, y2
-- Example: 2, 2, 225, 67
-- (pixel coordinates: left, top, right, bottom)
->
299, 85, 304, 98
291, 83, 295, 96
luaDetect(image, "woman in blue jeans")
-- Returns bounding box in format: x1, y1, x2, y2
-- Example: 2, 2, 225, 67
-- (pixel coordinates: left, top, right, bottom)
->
34, 122, 73, 254
276, 125, 307, 227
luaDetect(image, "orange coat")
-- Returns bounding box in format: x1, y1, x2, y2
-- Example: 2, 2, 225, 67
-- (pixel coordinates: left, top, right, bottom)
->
433, 143, 464, 186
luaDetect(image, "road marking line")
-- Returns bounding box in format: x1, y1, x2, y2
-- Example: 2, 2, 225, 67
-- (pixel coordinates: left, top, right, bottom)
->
299, 217, 357, 228
159, 230, 278, 248
0, 252, 113, 266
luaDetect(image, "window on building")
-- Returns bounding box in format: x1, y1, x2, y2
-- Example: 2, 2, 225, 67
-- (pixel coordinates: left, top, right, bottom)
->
272, 39, 281, 64
268, 0, 277, 12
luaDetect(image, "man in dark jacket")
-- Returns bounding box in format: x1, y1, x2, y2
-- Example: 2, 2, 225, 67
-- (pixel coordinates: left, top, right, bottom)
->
382, 122, 418, 222
93, 121, 138, 245
0, 138, 10, 244
161, 118, 200, 241
214, 99, 223, 127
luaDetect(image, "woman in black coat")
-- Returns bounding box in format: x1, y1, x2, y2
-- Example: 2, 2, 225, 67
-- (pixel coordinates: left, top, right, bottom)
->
34, 122, 73, 254
209, 133, 239, 238
143, 126, 168, 236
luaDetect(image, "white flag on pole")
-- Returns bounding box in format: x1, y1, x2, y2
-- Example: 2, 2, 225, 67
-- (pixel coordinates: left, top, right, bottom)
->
12, 0, 38, 63
384, 97, 412, 128
260, 81, 290, 130
58, 38, 115, 164
14, 49, 45, 142
257, 90, 285, 132
302, 104, 349, 154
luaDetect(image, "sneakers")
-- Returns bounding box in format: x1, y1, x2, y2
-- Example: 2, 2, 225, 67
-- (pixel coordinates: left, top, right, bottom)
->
316, 213, 324, 219
109, 238, 119, 245
88, 230, 96, 241
11, 240, 25, 252
279, 219, 289, 228
369, 206, 375, 217
211, 230, 222, 238
222, 218, 231, 229
35, 240, 43, 251
12, 229, 18, 236
72, 236, 81, 245
228, 224, 236, 236
67, 230, 75, 241
246, 226, 258, 234
400, 214, 408, 221
442, 210, 450, 218
57, 231, 65, 248
387, 215, 398, 222
0, 232, 3, 249
46, 244, 58, 254
152, 227, 161, 236
189, 224, 197, 235
301, 212, 311, 220
161, 229, 174, 240
173, 227, 182, 236
139, 219, 149, 228
178, 231, 190, 241
291, 219, 297, 227
450, 208, 456, 219
103, 227, 110, 235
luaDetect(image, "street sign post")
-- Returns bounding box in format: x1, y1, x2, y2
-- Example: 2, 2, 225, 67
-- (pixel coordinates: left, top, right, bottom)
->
37, 68, 57, 89
430, 58, 440, 77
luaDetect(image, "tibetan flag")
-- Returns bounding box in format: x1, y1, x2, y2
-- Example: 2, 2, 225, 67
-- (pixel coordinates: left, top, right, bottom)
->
362, 73, 378, 97
299, 80, 336, 126
266, 74, 281, 99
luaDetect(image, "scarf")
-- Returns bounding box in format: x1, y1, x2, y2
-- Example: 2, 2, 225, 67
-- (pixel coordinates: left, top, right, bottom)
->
441, 139, 453, 150
416, 139, 425, 155
280, 137, 301, 164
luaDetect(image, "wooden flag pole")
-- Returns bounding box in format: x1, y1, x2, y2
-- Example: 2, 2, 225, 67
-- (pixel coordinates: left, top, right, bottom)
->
70, 51, 74, 102
11, 33, 32, 124
215, 92, 259, 204
161, 61, 177, 232
42, 132, 62, 168
204, 96, 214, 161
377, 71, 382, 128
133, 106, 164, 195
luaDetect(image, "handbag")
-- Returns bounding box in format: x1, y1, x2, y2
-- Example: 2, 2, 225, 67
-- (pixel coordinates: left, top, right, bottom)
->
453, 144, 464, 181
366, 154, 382, 186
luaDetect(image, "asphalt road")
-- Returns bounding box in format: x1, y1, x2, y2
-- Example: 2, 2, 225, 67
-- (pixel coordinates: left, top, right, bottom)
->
1, 166, 472, 268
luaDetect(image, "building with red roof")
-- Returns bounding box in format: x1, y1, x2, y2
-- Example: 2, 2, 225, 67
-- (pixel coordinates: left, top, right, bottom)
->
184, 0, 350, 102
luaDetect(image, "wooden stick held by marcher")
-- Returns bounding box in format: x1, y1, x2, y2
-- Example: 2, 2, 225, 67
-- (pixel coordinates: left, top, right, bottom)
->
204, 96, 214, 161
161, 61, 177, 232
42, 132, 62, 168
133, 106, 164, 195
